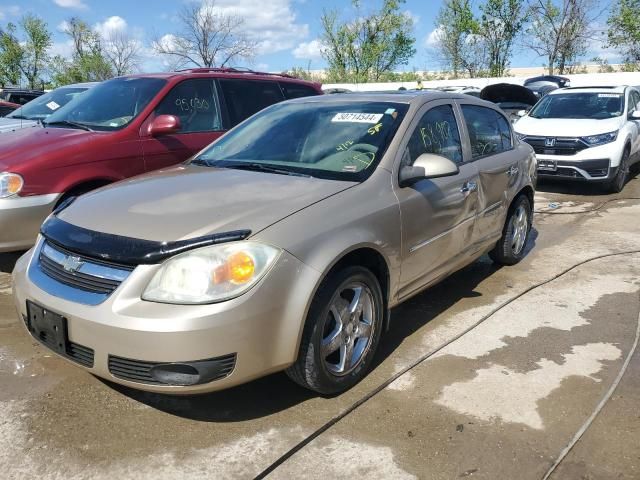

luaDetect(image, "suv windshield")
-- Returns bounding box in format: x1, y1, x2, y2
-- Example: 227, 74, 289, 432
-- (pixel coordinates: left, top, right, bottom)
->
194, 101, 408, 181
44, 77, 166, 131
529, 92, 624, 119
7, 87, 89, 121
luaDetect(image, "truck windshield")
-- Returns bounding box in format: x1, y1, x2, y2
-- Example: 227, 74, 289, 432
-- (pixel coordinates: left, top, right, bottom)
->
194, 100, 408, 181
529, 92, 624, 119
44, 77, 166, 131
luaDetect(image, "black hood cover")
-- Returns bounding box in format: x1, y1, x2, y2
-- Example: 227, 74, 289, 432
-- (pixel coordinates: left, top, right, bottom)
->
480, 83, 539, 106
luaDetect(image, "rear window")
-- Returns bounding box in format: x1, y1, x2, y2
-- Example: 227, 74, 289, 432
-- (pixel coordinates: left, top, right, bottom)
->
219, 79, 285, 126
280, 82, 319, 99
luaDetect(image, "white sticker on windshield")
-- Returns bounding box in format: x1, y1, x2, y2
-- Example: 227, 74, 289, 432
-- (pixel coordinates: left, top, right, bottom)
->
46, 101, 60, 111
598, 93, 621, 98
332, 113, 384, 123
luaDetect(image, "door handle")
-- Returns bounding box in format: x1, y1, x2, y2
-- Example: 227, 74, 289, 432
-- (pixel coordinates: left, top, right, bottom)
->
460, 181, 478, 194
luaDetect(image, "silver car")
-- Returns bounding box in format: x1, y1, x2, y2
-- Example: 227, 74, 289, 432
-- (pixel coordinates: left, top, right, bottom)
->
12, 92, 536, 395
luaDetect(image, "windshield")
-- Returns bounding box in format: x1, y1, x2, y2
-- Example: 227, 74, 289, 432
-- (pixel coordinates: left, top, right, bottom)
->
529, 92, 624, 119
194, 101, 408, 181
7, 87, 89, 120
44, 77, 166, 131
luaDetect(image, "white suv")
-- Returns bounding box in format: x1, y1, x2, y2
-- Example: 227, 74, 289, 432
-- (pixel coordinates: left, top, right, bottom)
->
514, 86, 640, 192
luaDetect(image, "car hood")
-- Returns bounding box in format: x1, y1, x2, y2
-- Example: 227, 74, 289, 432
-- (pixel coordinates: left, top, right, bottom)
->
0, 126, 97, 170
514, 116, 622, 137
57, 165, 357, 242
0, 116, 39, 134
480, 83, 539, 107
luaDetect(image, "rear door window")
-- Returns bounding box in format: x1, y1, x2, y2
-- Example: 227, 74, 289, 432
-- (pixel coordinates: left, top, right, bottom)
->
219, 80, 285, 126
280, 82, 319, 99
461, 105, 513, 158
154, 79, 222, 133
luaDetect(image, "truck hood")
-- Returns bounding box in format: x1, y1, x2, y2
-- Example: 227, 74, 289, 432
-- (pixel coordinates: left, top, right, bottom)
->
0, 126, 97, 171
514, 116, 622, 137
0, 117, 39, 134
57, 165, 356, 242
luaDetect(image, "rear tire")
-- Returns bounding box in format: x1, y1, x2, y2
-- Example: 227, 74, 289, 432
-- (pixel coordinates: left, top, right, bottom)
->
489, 195, 532, 266
286, 266, 384, 395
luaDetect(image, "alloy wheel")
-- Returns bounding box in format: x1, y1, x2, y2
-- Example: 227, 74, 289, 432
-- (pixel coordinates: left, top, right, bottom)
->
510, 204, 528, 255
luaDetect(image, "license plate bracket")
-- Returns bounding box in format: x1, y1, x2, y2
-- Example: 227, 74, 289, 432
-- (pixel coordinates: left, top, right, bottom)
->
26, 301, 68, 356
538, 160, 558, 172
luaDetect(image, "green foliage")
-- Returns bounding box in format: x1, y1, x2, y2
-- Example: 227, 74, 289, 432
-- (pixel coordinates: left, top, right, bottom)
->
479, 0, 526, 77
19, 14, 52, 88
592, 56, 615, 73
321, 0, 416, 83
607, 0, 640, 70
0, 23, 23, 86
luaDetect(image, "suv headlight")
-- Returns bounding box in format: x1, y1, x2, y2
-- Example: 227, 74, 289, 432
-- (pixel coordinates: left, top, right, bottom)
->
0, 172, 24, 198
515, 132, 527, 141
581, 131, 618, 146
142, 242, 280, 304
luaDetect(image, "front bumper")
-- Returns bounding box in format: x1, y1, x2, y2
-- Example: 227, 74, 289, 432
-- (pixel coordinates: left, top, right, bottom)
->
0, 194, 60, 252
12, 241, 322, 394
536, 158, 614, 182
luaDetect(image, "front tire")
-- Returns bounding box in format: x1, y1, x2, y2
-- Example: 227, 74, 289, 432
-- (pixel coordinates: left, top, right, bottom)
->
489, 195, 532, 266
286, 266, 384, 395
607, 148, 630, 194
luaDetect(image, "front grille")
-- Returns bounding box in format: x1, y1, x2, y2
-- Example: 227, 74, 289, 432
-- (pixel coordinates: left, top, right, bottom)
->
108, 353, 237, 385
524, 136, 588, 156
38, 241, 133, 295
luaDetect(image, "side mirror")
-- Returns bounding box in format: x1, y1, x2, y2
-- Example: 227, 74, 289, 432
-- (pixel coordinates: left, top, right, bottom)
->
630, 110, 640, 120
148, 114, 181, 136
517, 110, 527, 117
399, 153, 460, 187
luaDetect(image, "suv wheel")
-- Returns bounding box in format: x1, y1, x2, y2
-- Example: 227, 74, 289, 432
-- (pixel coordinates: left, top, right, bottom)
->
607, 148, 629, 194
489, 195, 532, 266
286, 266, 383, 395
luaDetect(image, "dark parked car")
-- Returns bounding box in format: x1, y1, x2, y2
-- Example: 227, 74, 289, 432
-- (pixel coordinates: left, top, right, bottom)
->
0, 88, 44, 105
0, 68, 322, 252
524, 75, 570, 99
0, 100, 19, 116
480, 83, 539, 122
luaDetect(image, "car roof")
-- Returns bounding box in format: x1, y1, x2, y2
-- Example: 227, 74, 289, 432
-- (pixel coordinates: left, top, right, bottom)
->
284, 90, 480, 105
116, 68, 320, 87
551, 85, 628, 94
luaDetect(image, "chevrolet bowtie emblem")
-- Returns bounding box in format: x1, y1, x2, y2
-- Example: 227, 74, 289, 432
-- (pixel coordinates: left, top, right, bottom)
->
62, 256, 84, 273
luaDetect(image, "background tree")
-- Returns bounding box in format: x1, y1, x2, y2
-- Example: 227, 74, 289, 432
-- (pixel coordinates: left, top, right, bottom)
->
321, 0, 416, 83
153, 2, 256, 69
433, 0, 484, 79
0, 24, 23, 86
480, 0, 527, 76
524, 0, 601, 74
19, 14, 52, 89
607, 0, 640, 71
104, 30, 141, 76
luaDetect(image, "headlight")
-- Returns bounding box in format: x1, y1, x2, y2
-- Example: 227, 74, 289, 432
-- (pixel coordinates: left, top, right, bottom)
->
142, 242, 280, 304
581, 131, 618, 146
0, 172, 24, 198
515, 132, 527, 141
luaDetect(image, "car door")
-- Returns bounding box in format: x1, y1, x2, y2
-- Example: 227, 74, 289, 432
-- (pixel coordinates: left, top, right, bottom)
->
140, 78, 225, 172
628, 89, 640, 161
458, 103, 520, 244
394, 101, 480, 300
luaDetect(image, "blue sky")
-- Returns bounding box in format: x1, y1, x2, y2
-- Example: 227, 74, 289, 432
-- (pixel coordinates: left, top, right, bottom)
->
0, 0, 619, 73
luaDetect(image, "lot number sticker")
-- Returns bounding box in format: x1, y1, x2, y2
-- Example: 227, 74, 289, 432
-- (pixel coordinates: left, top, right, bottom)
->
46, 101, 60, 111
332, 113, 383, 123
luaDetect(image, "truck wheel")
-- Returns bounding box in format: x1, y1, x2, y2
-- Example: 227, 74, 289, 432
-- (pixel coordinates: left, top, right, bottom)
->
286, 266, 383, 395
489, 195, 532, 266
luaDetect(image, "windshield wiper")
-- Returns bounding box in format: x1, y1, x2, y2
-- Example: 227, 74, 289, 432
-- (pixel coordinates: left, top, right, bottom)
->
44, 120, 94, 132
220, 162, 312, 178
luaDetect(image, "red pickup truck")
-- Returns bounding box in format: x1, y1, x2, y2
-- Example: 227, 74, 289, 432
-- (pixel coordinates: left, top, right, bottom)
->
0, 69, 322, 251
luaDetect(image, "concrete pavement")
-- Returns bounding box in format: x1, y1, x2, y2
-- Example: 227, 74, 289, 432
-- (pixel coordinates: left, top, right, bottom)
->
1, 175, 639, 479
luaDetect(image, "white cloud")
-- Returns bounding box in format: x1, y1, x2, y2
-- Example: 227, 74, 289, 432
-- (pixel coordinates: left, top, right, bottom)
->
53, 0, 88, 10
425, 26, 443, 48
201, 0, 309, 54
94, 16, 128, 38
403, 10, 420, 26
292, 39, 325, 60
0, 5, 20, 20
